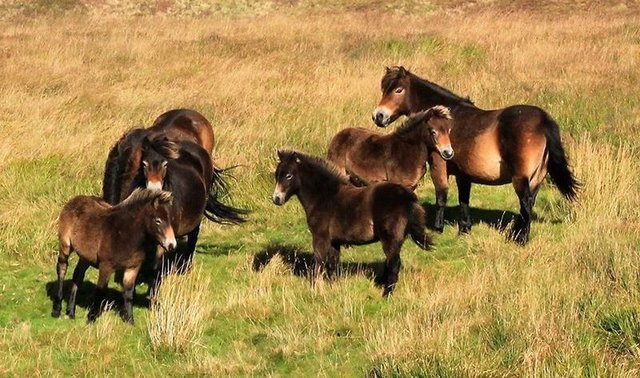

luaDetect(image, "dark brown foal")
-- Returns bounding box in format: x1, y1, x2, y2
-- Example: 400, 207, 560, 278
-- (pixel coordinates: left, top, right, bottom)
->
272, 150, 433, 296
328, 105, 453, 190
52, 189, 176, 323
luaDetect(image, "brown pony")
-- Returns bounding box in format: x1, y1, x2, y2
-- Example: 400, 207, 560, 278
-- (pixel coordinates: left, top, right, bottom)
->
327, 105, 453, 190
149, 108, 215, 154
373, 66, 579, 244
52, 189, 176, 323
272, 150, 432, 296
103, 135, 246, 287
102, 108, 217, 205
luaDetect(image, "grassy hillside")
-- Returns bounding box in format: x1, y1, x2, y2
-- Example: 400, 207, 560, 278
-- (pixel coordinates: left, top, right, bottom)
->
1, 1, 639, 376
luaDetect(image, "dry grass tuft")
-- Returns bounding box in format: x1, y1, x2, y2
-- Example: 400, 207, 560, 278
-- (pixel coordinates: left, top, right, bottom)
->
147, 264, 212, 354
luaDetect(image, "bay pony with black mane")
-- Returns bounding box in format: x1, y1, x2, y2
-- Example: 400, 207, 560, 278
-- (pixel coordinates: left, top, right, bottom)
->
52, 189, 176, 323
272, 150, 432, 296
327, 105, 453, 190
372, 66, 579, 244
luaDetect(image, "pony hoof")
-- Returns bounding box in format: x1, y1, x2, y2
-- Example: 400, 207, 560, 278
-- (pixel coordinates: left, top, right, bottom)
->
434, 227, 444, 234
51, 309, 61, 318
66, 311, 75, 319
458, 227, 471, 235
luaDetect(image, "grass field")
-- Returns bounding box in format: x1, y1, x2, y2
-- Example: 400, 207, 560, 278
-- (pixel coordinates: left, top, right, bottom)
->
1, 0, 639, 376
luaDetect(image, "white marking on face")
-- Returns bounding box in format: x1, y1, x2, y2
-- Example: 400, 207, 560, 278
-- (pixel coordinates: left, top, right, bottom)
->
147, 180, 162, 190
272, 183, 286, 205
163, 227, 177, 251
372, 106, 393, 127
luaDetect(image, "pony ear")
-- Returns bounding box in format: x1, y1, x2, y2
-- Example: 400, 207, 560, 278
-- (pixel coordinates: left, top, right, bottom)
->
153, 196, 160, 209
385, 66, 391, 74
277, 150, 284, 161
292, 152, 301, 164
398, 66, 407, 75
141, 136, 151, 151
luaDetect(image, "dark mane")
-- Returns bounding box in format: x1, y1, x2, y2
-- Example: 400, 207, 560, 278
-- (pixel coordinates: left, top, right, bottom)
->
118, 188, 172, 208
279, 150, 350, 185
102, 128, 149, 205
395, 105, 452, 135
145, 136, 180, 160
382, 66, 475, 107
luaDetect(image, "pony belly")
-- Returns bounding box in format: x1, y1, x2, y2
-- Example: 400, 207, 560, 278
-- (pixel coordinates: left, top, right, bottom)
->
459, 157, 509, 184
455, 132, 510, 185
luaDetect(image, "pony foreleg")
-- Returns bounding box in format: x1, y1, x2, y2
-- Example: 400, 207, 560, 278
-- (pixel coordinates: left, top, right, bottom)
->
429, 152, 449, 233
88, 264, 113, 323
122, 266, 141, 324
457, 177, 472, 234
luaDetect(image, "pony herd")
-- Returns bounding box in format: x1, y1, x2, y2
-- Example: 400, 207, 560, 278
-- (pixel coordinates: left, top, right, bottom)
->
51, 66, 579, 322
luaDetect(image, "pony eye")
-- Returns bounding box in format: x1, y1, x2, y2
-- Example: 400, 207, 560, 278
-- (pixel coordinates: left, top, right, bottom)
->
155, 218, 162, 225
285, 173, 293, 180
430, 130, 437, 136
394, 87, 404, 94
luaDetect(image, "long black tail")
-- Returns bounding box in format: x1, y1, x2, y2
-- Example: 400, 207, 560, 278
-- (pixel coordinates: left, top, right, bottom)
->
543, 114, 580, 201
204, 166, 249, 224
408, 203, 433, 250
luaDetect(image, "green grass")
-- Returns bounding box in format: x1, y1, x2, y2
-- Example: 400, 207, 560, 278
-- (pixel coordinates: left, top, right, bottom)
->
1, 1, 640, 376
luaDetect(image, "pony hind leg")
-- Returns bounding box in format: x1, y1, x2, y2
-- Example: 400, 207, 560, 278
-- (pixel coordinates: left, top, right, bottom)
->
311, 235, 333, 286
457, 177, 473, 234
67, 258, 90, 319
52, 240, 72, 318
179, 223, 201, 274
325, 243, 341, 281
380, 237, 404, 297
510, 177, 537, 245
378, 213, 408, 297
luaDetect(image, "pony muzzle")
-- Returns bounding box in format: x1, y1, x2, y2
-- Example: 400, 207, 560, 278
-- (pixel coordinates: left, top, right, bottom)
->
162, 229, 177, 252
272, 190, 286, 206
372, 107, 392, 128
146, 180, 163, 191
439, 145, 455, 161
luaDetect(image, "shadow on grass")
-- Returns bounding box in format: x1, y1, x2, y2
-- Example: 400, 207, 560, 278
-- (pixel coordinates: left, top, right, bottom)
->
252, 243, 387, 287
197, 241, 245, 257
423, 203, 520, 231
45, 279, 150, 319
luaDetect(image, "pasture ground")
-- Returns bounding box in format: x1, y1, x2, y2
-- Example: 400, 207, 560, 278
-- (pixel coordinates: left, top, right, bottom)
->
1, 1, 639, 376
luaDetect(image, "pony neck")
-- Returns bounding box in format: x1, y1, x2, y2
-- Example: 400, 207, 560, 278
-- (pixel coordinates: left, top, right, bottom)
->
409, 74, 476, 113
296, 163, 343, 215
107, 204, 149, 244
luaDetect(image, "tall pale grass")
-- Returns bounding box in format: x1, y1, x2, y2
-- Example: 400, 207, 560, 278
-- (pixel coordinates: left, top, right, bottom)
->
363, 137, 640, 376
147, 264, 212, 354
